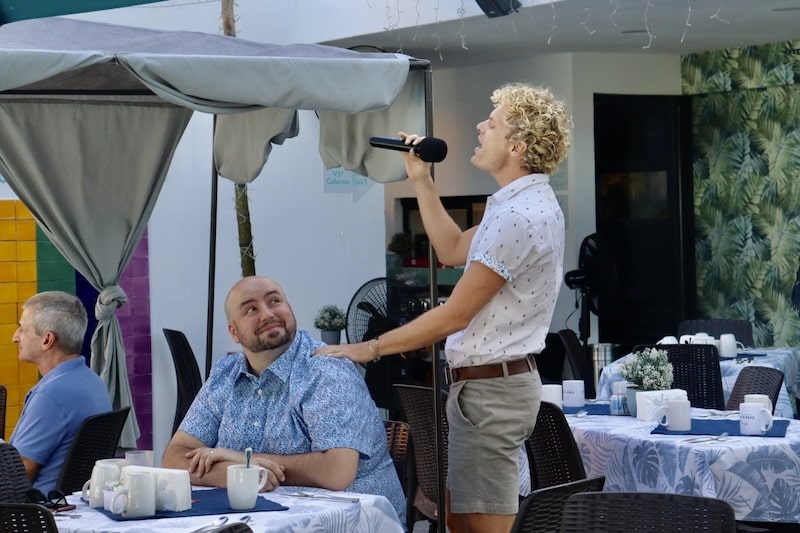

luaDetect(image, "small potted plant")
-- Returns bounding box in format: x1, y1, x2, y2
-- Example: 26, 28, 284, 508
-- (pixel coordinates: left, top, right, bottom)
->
619, 346, 673, 416
314, 304, 347, 345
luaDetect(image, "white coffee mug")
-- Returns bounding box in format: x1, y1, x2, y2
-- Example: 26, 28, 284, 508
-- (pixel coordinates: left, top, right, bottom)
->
739, 402, 774, 435
656, 399, 692, 431
744, 394, 773, 413
111, 471, 156, 518
125, 450, 155, 467
81, 458, 126, 508
719, 333, 745, 358
657, 336, 679, 345
541, 384, 562, 408
227, 464, 268, 510
562, 380, 585, 408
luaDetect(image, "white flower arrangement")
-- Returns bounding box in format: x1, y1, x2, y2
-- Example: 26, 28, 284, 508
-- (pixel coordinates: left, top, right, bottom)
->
313, 304, 346, 331
620, 347, 673, 391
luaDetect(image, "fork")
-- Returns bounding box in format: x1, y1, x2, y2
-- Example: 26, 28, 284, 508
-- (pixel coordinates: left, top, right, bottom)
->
683, 432, 730, 444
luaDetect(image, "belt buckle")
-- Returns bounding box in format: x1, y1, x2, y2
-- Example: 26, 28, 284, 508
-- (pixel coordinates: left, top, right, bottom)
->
445, 366, 456, 385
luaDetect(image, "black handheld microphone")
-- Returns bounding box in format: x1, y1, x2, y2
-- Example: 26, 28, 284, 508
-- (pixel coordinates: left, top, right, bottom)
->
369, 136, 448, 163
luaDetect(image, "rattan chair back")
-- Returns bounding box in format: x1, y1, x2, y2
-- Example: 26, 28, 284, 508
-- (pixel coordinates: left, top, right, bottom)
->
639, 344, 725, 409
0, 503, 59, 533
0, 384, 6, 441
510, 476, 605, 533
55, 407, 130, 494
726, 365, 783, 413
0, 443, 32, 503
384, 419, 410, 493
560, 491, 736, 532
525, 401, 587, 490
163, 328, 204, 434
394, 384, 448, 530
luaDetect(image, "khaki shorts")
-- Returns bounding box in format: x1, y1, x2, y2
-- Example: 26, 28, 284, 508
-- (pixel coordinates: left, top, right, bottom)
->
446, 369, 541, 515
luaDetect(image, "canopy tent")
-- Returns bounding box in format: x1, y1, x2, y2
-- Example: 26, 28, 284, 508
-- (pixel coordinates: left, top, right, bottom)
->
0, 17, 430, 449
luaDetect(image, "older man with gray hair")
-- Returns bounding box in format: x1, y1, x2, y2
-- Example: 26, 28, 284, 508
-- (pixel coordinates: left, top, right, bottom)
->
10, 291, 111, 492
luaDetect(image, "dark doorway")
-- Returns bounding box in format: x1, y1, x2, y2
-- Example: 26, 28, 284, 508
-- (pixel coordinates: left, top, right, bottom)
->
593, 94, 695, 353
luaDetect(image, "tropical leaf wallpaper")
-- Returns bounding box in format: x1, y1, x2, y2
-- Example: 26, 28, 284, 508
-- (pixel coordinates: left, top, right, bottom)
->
682, 41, 800, 347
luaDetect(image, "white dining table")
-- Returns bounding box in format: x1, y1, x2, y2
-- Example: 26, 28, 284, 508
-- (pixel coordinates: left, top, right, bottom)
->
55, 486, 404, 533
565, 404, 800, 524
597, 347, 800, 418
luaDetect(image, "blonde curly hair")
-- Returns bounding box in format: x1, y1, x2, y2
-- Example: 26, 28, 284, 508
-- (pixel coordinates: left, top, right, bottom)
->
491, 83, 572, 175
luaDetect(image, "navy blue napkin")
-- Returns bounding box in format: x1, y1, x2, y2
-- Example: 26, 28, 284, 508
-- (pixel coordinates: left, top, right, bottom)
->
736, 352, 768, 358
651, 418, 789, 437
96, 488, 287, 521
563, 403, 610, 415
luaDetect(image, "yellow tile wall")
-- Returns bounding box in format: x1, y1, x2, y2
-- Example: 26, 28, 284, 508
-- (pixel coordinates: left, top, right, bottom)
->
0, 199, 38, 440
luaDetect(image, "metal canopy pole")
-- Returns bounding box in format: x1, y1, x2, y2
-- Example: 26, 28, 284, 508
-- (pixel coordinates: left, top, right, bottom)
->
422, 64, 447, 531
205, 115, 218, 380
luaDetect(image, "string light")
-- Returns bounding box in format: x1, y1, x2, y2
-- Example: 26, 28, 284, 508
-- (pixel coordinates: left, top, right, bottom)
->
710, 0, 730, 24
581, 6, 596, 36
642, 0, 655, 50
681, 0, 692, 43
548, 0, 558, 45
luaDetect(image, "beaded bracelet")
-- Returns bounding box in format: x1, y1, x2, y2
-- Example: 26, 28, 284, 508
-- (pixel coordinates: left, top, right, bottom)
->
368, 337, 380, 362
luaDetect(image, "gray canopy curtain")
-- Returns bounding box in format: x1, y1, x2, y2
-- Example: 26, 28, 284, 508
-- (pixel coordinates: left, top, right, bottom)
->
0, 95, 192, 448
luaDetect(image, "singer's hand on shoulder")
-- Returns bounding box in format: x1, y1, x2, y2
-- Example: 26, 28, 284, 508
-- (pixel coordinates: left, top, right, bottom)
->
313, 342, 374, 364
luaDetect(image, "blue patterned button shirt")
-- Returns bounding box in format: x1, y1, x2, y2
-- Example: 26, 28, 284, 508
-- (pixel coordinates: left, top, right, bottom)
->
179, 330, 405, 524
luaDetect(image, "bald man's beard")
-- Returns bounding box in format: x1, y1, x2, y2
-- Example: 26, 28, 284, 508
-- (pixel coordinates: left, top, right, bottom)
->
240, 323, 295, 353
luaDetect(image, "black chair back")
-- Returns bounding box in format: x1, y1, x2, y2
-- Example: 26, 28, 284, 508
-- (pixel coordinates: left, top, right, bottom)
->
726, 365, 784, 413
0, 443, 32, 503
533, 332, 567, 384
558, 329, 596, 399
0, 503, 59, 533
678, 319, 754, 347
525, 401, 587, 490
55, 407, 130, 494
560, 491, 736, 532
163, 328, 204, 434
639, 344, 725, 409
510, 476, 605, 533
0, 384, 6, 441
394, 384, 448, 531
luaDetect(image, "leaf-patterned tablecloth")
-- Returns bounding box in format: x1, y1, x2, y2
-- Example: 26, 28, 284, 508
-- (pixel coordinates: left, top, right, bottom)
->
597, 347, 799, 418
567, 411, 800, 523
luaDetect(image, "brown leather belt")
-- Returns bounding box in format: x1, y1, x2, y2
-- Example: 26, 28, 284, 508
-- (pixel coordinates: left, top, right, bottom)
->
445, 356, 537, 385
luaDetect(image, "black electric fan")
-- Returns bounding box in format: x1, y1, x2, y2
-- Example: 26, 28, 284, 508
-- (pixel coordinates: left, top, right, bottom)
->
564, 233, 619, 348
345, 277, 425, 417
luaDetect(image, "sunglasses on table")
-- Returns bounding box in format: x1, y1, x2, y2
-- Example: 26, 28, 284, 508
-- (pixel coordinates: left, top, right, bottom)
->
24, 488, 77, 512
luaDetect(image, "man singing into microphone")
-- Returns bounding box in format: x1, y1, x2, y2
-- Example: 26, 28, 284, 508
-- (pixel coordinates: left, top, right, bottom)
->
316, 82, 571, 533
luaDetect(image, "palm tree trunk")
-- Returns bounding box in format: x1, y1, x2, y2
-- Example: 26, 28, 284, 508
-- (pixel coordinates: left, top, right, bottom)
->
221, 0, 256, 276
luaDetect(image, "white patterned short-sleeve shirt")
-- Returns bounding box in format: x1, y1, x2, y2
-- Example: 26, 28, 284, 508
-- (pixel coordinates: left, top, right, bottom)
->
445, 173, 565, 368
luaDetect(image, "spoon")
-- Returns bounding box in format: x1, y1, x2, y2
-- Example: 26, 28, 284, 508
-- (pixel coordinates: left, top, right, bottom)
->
245, 447, 253, 468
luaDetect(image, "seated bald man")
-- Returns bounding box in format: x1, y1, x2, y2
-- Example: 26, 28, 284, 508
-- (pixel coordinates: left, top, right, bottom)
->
162, 276, 405, 524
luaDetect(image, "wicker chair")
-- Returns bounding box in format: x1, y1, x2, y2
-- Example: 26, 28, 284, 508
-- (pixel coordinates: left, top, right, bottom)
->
394, 384, 449, 533
640, 344, 725, 410
558, 329, 596, 398
384, 419, 410, 494
163, 328, 204, 434
510, 476, 605, 533
726, 366, 784, 413
0, 503, 59, 533
525, 401, 587, 490
678, 319, 754, 348
0, 384, 6, 441
0, 443, 32, 503
54, 407, 130, 494
560, 491, 736, 533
